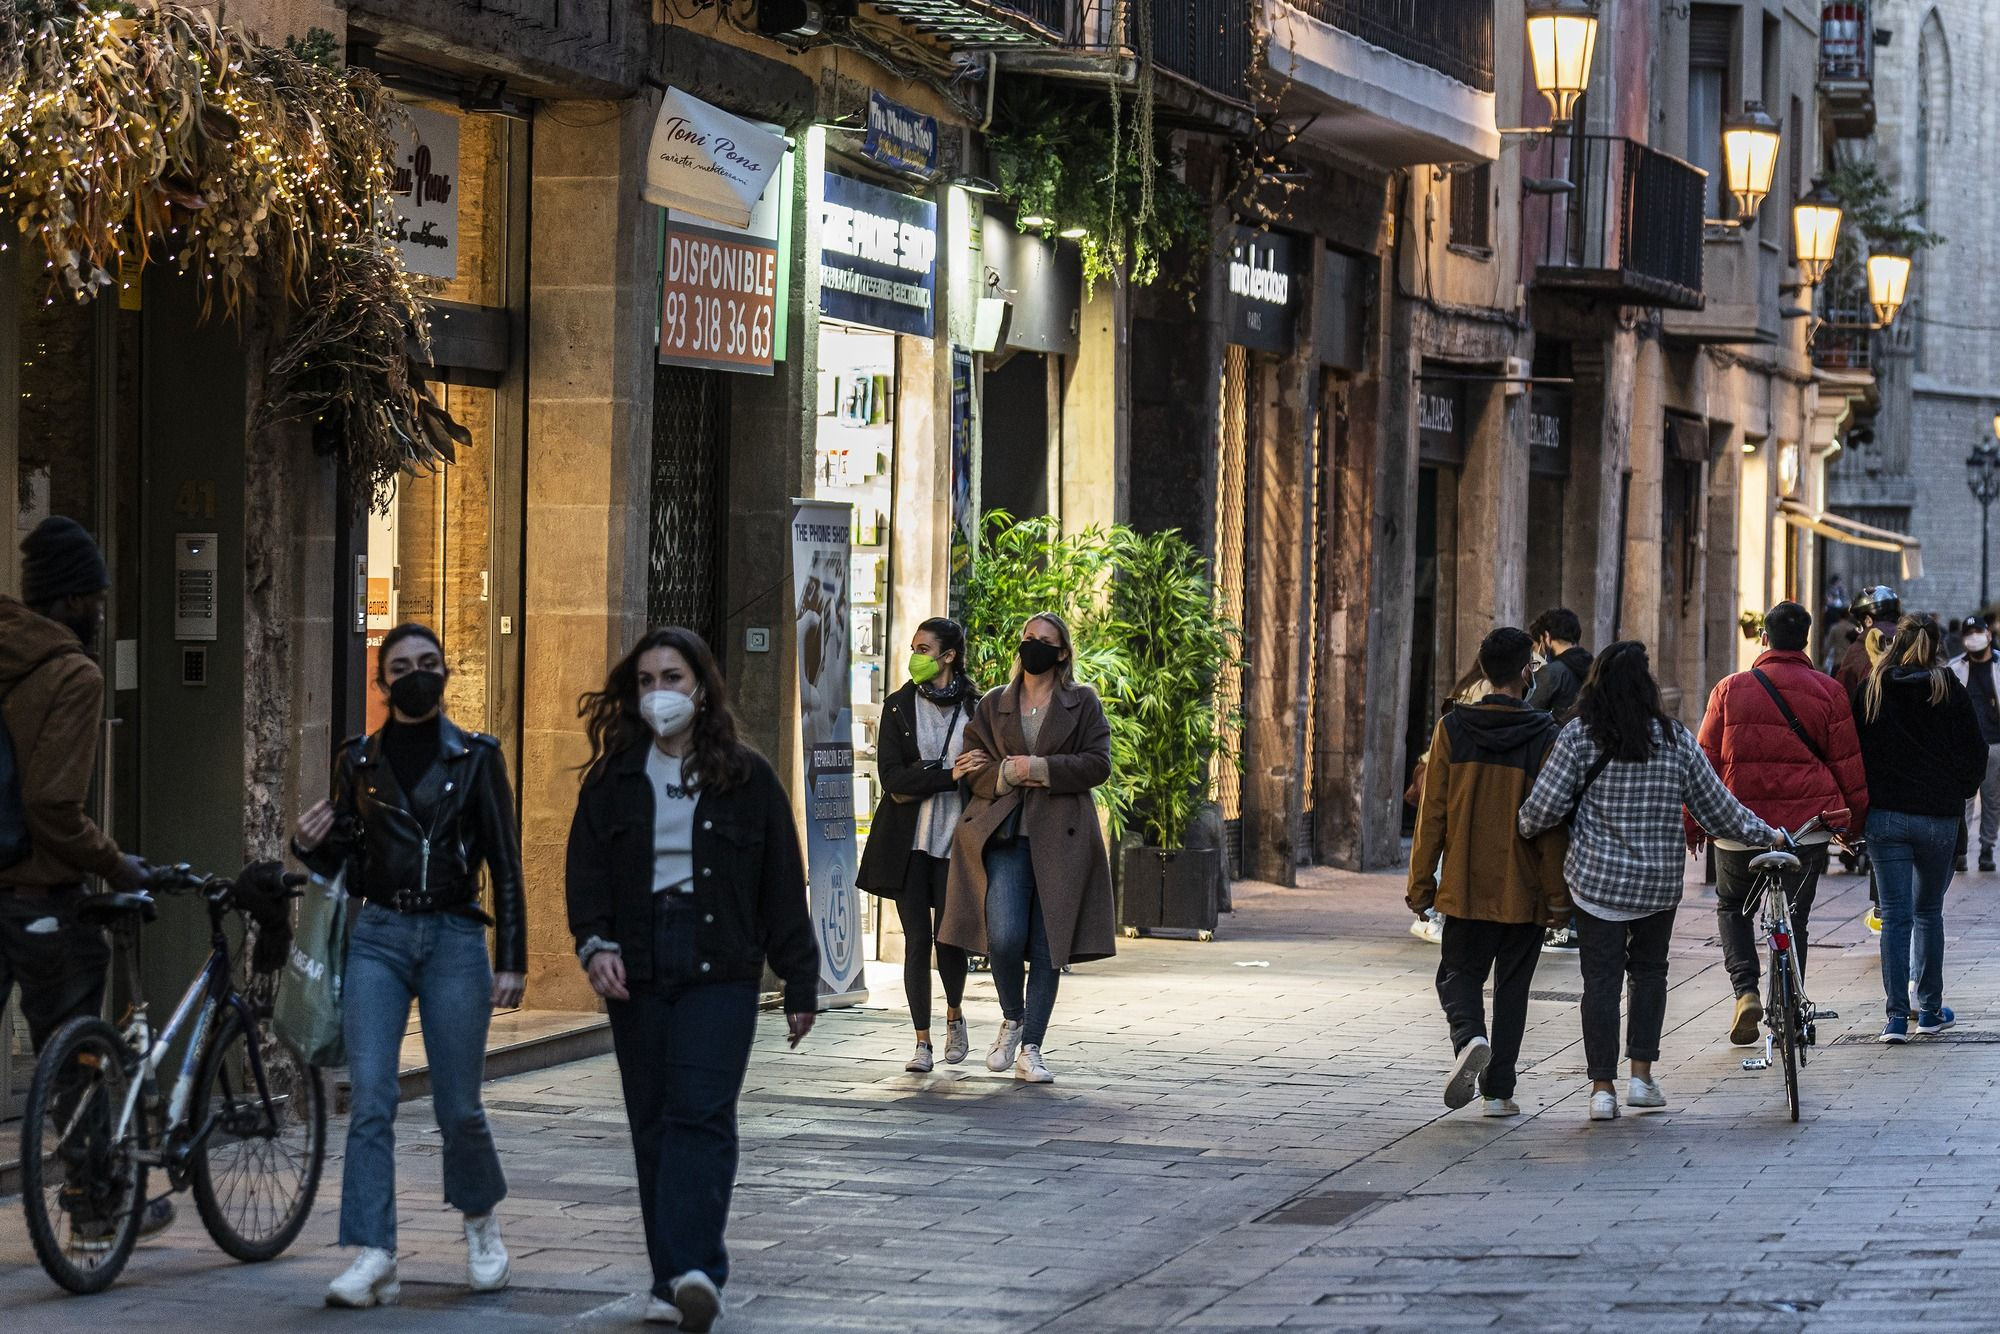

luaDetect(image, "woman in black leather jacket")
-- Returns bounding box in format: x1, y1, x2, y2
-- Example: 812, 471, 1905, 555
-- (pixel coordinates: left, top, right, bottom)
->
293, 622, 525, 1308
565, 626, 818, 1332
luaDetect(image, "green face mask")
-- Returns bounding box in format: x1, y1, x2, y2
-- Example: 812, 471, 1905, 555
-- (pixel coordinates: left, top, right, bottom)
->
907, 651, 943, 685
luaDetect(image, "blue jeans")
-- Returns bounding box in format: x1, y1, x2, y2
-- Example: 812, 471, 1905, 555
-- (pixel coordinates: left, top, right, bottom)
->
607, 893, 758, 1295
340, 901, 506, 1249
983, 838, 1058, 1047
1867, 809, 1957, 1020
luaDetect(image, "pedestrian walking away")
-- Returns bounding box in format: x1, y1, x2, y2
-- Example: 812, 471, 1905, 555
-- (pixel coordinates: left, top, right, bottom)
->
1948, 614, 2000, 873
1690, 601, 1868, 1047
1853, 615, 1989, 1044
1526, 608, 1594, 953
856, 616, 983, 1072
1836, 585, 1899, 697
293, 621, 526, 1308
0, 517, 170, 1243
565, 627, 820, 1331
1519, 642, 1779, 1123
1407, 627, 1572, 1117
942, 612, 1116, 1085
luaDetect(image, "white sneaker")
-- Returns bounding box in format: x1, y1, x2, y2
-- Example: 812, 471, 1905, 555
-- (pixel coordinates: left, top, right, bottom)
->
905, 1040, 934, 1074
644, 1296, 683, 1324
326, 1247, 400, 1308
1626, 1077, 1665, 1110
986, 1019, 1024, 1071
1443, 1035, 1491, 1109
1481, 1097, 1520, 1117
670, 1270, 722, 1333
942, 1017, 970, 1064
465, 1211, 509, 1292
1016, 1044, 1054, 1083
1588, 1090, 1619, 1121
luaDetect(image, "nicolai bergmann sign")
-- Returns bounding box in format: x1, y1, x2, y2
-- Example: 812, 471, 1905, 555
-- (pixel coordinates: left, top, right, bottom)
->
1224, 224, 1298, 352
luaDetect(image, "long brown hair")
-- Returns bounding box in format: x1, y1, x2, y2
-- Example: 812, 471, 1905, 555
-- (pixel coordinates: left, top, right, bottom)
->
578, 627, 756, 791
1862, 614, 1951, 724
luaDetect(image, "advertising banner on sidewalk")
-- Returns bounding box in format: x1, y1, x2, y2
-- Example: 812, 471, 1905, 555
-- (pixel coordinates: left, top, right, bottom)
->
791, 500, 866, 1005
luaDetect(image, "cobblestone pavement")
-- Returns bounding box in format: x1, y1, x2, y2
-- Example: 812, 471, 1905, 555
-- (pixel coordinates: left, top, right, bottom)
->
6, 863, 2000, 1331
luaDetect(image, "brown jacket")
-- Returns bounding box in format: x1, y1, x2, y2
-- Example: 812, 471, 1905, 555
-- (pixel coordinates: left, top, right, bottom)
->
0, 596, 122, 887
940, 680, 1117, 966
1407, 696, 1571, 926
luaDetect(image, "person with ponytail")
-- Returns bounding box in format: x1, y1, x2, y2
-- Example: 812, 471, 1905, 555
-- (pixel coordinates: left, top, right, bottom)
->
857, 616, 984, 1072
564, 627, 819, 1331
1854, 615, 1989, 1043
1518, 641, 1778, 1123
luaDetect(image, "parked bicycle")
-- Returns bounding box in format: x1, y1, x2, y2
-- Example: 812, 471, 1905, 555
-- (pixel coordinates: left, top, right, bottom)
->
1738, 815, 1844, 1122
18, 862, 327, 1294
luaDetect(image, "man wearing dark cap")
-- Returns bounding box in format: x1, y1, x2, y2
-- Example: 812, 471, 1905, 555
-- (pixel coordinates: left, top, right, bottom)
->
1949, 615, 2000, 873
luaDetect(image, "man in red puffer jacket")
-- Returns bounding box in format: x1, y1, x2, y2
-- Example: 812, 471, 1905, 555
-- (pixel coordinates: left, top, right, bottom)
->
1687, 601, 1869, 1048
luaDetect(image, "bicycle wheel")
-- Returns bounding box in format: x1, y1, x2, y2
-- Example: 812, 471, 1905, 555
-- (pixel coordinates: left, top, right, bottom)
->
20, 1015, 149, 1294
188, 1007, 327, 1262
1773, 949, 1800, 1122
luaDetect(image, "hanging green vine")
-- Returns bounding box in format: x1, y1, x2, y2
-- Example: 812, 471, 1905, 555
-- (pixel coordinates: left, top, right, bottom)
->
1820, 160, 1943, 315
986, 83, 1209, 294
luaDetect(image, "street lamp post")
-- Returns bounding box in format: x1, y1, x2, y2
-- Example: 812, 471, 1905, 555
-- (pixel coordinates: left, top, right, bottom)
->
1968, 423, 2000, 607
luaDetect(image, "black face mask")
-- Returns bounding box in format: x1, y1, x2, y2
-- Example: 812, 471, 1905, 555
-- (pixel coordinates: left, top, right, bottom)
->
388, 669, 446, 718
1018, 639, 1064, 677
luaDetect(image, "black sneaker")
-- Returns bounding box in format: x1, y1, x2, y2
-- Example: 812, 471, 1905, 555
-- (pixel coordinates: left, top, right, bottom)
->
1541, 926, 1579, 954
73, 1198, 174, 1250
1956, 857, 1969, 874
1981, 854, 1995, 874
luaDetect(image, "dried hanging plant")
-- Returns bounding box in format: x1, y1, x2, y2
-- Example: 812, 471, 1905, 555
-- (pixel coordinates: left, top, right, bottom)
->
0, 0, 462, 502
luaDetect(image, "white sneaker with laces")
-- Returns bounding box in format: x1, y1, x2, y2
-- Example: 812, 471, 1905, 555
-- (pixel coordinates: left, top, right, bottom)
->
986, 1019, 1024, 1072
942, 1017, 970, 1064
1626, 1077, 1665, 1110
905, 1040, 934, 1074
1481, 1097, 1520, 1117
1016, 1044, 1054, 1083
644, 1296, 682, 1325
326, 1247, 400, 1308
1588, 1090, 1619, 1121
1443, 1035, 1490, 1109
465, 1211, 509, 1291
670, 1270, 722, 1333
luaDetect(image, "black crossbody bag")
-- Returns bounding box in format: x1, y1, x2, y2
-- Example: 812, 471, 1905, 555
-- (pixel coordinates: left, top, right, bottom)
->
1750, 668, 1831, 768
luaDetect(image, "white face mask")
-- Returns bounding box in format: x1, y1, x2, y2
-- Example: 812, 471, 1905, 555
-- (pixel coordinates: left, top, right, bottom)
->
640, 689, 698, 739
1968, 633, 1992, 655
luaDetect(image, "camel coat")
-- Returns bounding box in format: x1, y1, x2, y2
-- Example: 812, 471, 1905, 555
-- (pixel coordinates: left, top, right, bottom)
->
939, 680, 1117, 965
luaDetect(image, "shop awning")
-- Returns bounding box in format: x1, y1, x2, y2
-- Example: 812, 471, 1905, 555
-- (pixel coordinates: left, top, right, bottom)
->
1778, 500, 1924, 581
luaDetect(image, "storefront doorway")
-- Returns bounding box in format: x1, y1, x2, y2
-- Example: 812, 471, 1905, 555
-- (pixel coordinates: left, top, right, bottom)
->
1407, 464, 1459, 828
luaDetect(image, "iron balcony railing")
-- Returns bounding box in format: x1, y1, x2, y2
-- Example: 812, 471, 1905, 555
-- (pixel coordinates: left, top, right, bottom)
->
1821, 2, 1872, 83
1526, 133, 1706, 311
984, 0, 1253, 101
1811, 309, 1874, 372
1281, 0, 1495, 93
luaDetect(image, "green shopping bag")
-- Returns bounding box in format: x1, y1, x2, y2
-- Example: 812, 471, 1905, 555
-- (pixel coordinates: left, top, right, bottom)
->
272, 870, 351, 1067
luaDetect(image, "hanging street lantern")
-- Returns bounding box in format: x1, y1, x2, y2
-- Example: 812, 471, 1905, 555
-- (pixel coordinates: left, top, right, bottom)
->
1867, 249, 1912, 328
1791, 179, 1843, 286
1721, 102, 1782, 222
1526, 1, 1599, 128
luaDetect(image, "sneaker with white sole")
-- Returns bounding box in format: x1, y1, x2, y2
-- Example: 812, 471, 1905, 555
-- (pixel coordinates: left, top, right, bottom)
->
986, 1019, 1024, 1072
905, 1040, 934, 1074
465, 1211, 509, 1292
1541, 925, 1580, 954
326, 1247, 400, 1308
1443, 1036, 1491, 1109
942, 1017, 970, 1064
1917, 1006, 1956, 1035
670, 1270, 722, 1333
1016, 1044, 1054, 1083
1481, 1097, 1520, 1117
1588, 1090, 1619, 1121
644, 1296, 682, 1325
1408, 912, 1443, 944
1626, 1077, 1665, 1110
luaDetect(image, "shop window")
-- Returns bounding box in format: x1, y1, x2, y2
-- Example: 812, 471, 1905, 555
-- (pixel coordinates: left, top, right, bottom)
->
1449, 164, 1491, 252
1688, 7, 1734, 221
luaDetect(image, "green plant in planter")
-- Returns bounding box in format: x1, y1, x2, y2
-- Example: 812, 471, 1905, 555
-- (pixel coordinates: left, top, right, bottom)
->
1105, 529, 1244, 850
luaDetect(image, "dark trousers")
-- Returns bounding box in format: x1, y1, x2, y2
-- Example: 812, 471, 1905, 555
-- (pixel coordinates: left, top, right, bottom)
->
1714, 845, 1825, 1001
0, 888, 109, 1052
607, 894, 759, 1296
1576, 905, 1677, 1083
1435, 917, 1543, 1100
895, 852, 967, 1031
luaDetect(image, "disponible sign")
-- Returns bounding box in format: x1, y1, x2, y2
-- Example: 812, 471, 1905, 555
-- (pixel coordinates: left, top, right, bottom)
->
1224, 225, 1298, 352
386, 105, 459, 281
818, 172, 937, 337
643, 87, 785, 229
863, 90, 938, 177
660, 225, 777, 373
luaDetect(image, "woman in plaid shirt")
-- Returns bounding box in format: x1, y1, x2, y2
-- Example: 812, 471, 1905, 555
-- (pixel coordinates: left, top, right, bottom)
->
1520, 642, 1778, 1122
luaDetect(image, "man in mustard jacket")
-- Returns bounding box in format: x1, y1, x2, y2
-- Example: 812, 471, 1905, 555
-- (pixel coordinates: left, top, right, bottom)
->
1408, 626, 1572, 1117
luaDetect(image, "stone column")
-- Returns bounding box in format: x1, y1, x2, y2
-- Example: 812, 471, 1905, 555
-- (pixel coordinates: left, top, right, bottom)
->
519, 100, 657, 1009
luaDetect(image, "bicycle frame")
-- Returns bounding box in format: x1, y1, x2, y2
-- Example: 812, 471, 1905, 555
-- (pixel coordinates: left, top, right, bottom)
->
1740, 871, 1804, 1072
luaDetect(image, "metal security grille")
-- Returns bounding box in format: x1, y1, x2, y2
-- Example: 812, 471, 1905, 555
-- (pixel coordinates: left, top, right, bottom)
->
1214, 346, 1250, 874
1298, 385, 1336, 867
648, 364, 728, 643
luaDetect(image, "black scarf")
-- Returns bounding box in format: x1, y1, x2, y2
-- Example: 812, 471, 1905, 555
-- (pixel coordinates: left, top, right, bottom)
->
916, 673, 975, 707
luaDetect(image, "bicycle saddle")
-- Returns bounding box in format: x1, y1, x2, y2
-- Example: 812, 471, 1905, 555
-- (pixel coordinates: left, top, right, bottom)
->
75, 891, 158, 927
1749, 850, 1801, 872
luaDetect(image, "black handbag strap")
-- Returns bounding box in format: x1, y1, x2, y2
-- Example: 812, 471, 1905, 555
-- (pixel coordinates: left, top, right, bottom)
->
1566, 750, 1614, 824
1750, 668, 1830, 769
